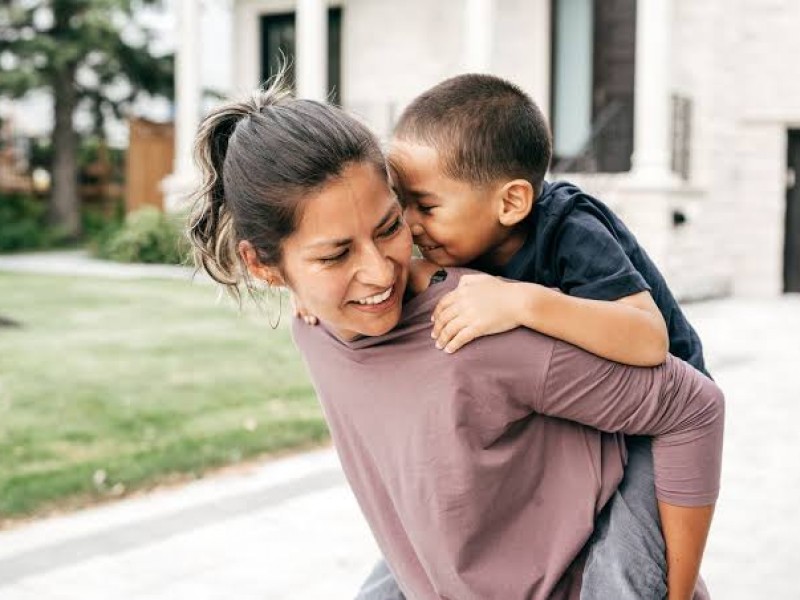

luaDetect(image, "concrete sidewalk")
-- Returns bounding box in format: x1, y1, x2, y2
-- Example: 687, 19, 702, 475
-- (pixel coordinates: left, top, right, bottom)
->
0, 450, 379, 600
2, 253, 799, 598
0, 250, 199, 281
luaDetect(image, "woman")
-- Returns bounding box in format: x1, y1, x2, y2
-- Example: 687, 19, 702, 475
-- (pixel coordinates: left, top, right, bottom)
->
187, 78, 723, 600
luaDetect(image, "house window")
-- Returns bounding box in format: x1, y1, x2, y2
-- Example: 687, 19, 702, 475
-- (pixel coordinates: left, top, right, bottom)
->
260, 8, 342, 105
550, 0, 635, 173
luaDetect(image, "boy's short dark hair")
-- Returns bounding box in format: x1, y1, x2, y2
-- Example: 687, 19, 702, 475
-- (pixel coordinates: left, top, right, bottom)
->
393, 74, 552, 197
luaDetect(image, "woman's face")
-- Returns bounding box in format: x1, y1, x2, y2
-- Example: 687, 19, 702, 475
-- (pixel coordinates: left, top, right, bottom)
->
274, 161, 413, 340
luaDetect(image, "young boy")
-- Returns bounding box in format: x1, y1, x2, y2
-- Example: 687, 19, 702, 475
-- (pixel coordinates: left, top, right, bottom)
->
374, 74, 714, 600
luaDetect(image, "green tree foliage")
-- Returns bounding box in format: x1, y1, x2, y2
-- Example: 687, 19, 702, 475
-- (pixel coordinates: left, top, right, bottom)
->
0, 1, 174, 238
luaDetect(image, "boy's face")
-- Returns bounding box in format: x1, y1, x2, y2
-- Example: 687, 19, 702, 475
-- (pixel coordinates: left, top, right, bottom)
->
389, 141, 505, 267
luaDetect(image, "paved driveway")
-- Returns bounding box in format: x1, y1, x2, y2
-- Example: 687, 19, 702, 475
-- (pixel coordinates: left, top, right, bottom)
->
1, 268, 798, 598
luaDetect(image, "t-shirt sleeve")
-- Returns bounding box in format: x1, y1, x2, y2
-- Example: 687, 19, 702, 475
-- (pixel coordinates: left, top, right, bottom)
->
552, 207, 651, 301
536, 340, 725, 507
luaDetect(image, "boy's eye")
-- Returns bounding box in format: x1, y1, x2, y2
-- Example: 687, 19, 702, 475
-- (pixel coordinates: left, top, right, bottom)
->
319, 249, 349, 264
418, 205, 434, 214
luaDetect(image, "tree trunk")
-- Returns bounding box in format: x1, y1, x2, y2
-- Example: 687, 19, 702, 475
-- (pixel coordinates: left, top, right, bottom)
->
49, 65, 81, 239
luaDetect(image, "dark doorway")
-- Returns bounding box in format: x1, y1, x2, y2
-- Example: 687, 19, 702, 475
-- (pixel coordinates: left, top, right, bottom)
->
591, 0, 636, 172
261, 13, 296, 89
260, 8, 342, 105
550, 0, 635, 173
785, 130, 800, 292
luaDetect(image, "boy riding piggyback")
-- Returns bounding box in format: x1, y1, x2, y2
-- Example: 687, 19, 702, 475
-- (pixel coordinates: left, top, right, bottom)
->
383, 74, 714, 600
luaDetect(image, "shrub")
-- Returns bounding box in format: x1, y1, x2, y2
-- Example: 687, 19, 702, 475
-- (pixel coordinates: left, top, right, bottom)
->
95, 207, 189, 265
83, 201, 124, 254
0, 193, 56, 252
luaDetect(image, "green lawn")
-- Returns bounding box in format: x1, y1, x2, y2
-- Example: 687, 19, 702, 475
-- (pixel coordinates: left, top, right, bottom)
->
0, 272, 327, 521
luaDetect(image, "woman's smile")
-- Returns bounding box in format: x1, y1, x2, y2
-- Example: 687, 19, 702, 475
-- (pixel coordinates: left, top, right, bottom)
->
348, 283, 400, 314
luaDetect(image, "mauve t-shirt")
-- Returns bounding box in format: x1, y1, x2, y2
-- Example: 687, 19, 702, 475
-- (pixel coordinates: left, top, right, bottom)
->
292, 268, 724, 600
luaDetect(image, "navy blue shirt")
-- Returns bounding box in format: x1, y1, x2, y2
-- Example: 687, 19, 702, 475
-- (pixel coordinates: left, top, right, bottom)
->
494, 181, 708, 376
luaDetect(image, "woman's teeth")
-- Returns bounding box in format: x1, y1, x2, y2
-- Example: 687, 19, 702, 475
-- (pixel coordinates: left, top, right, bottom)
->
356, 287, 393, 305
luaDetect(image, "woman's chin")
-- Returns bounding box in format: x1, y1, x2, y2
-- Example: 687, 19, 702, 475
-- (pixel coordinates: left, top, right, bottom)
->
334, 270, 409, 339
356, 305, 403, 337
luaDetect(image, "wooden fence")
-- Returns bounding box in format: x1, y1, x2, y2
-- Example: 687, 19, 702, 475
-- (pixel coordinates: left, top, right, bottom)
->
125, 117, 174, 212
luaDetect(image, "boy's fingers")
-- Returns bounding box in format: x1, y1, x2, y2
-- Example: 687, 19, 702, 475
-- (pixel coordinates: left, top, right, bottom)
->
435, 318, 464, 349
432, 291, 457, 323
431, 312, 448, 338
444, 327, 477, 353
431, 303, 453, 337
432, 304, 462, 339
431, 304, 459, 338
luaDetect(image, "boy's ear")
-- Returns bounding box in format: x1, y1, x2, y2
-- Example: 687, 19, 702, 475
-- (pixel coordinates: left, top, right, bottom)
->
497, 179, 534, 227
238, 240, 286, 287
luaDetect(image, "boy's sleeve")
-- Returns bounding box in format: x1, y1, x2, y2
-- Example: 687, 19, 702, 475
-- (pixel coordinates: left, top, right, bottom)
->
552, 205, 651, 301
535, 341, 724, 507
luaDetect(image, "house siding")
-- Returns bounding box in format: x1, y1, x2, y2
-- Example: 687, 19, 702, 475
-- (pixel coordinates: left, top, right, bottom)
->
231, 0, 799, 298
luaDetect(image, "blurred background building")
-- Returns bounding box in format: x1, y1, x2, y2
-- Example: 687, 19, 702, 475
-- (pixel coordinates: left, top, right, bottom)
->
3, 0, 798, 299
185, 0, 797, 301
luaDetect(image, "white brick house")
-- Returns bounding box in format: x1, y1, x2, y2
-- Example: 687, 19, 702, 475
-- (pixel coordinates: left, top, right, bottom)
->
169, 0, 800, 299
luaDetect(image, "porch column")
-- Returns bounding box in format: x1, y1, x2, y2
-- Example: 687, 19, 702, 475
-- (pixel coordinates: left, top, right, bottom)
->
162, 0, 202, 212
463, 0, 495, 72
630, 0, 674, 185
232, 0, 261, 92
296, 0, 328, 101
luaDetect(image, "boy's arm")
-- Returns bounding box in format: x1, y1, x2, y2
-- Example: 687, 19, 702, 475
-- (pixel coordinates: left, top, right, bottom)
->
536, 344, 724, 600
659, 502, 715, 600
432, 274, 669, 366
519, 283, 669, 365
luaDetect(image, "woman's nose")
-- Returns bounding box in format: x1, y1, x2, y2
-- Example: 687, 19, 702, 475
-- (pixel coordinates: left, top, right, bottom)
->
358, 243, 394, 287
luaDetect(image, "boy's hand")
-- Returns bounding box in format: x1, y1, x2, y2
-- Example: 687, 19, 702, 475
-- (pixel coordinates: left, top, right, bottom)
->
291, 293, 318, 326
431, 274, 525, 353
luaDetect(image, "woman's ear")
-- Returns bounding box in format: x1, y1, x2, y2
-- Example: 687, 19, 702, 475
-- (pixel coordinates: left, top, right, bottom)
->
238, 240, 286, 286
497, 179, 534, 227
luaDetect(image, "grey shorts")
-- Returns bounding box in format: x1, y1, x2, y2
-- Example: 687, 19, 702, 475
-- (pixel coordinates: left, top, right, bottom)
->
355, 437, 668, 600
580, 435, 667, 600
354, 559, 405, 600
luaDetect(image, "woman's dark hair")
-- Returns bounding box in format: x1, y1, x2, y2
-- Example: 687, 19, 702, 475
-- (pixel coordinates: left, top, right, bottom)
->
188, 71, 386, 299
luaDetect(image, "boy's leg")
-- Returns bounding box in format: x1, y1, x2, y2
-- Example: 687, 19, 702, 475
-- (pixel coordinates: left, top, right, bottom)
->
354, 557, 406, 600
580, 436, 668, 600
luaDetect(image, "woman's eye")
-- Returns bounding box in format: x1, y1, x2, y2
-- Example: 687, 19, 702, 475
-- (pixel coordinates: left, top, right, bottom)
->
319, 249, 349, 264
418, 205, 434, 214
379, 217, 403, 238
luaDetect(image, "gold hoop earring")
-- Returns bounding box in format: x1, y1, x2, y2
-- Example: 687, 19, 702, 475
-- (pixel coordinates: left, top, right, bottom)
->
248, 279, 282, 329
266, 285, 282, 330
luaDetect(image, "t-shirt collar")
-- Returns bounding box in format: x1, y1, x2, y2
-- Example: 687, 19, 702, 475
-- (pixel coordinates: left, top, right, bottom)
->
496, 180, 556, 280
